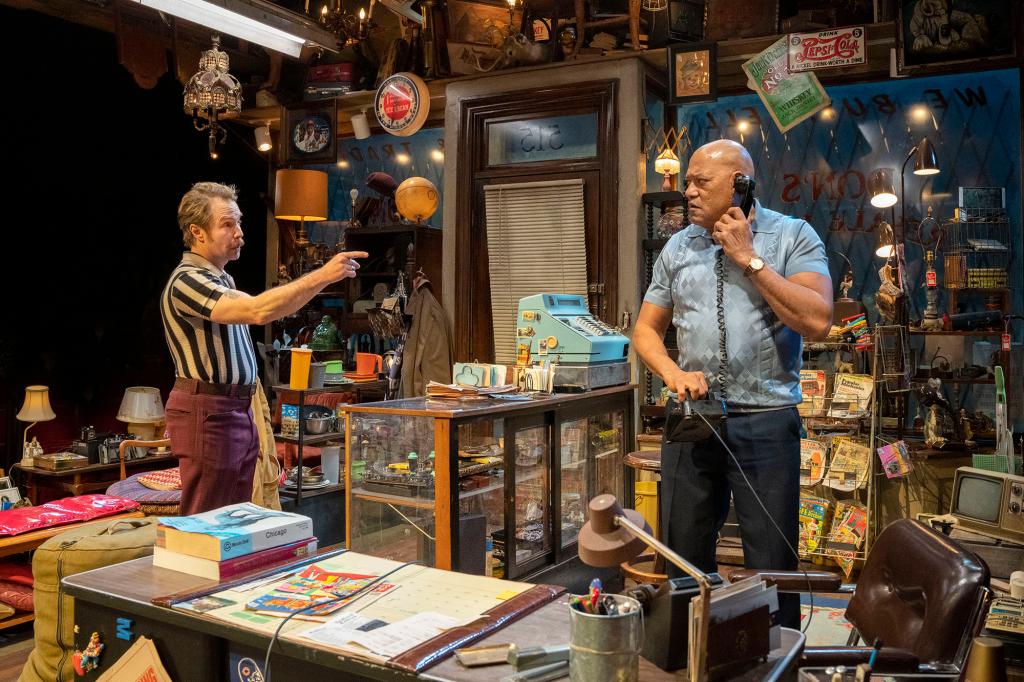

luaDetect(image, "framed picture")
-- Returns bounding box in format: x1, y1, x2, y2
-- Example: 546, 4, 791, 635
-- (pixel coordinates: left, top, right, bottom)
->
446, 0, 520, 46
668, 42, 717, 104
0, 476, 11, 489
959, 187, 1005, 209
0, 487, 22, 508
668, 0, 706, 42
897, 0, 1015, 72
283, 99, 338, 166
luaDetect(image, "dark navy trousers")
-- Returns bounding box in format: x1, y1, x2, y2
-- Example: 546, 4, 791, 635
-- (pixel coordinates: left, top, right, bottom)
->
660, 406, 802, 628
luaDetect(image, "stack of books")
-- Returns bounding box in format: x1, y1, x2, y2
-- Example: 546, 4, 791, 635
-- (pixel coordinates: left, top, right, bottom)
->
154, 502, 317, 581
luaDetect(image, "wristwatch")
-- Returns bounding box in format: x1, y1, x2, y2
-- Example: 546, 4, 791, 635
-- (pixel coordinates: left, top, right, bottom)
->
744, 255, 765, 277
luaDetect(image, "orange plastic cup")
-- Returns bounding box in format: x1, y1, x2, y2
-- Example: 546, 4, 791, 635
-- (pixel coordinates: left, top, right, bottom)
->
289, 348, 313, 390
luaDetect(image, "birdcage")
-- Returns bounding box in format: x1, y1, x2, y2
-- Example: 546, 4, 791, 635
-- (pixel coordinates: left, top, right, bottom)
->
943, 205, 1010, 290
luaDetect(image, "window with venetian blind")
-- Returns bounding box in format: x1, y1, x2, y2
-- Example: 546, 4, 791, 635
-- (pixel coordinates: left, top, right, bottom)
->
484, 179, 588, 365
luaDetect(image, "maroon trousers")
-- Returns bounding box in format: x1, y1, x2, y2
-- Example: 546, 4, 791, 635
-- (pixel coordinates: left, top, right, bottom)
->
165, 387, 259, 515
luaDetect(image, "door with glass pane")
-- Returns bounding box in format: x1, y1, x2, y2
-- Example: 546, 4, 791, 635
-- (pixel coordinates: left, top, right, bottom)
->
506, 415, 551, 578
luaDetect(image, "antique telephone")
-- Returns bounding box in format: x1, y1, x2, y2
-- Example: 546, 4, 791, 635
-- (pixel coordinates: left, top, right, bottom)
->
666, 174, 754, 442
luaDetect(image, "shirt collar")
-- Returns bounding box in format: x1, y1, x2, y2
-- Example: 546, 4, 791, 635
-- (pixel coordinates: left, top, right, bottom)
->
181, 251, 227, 278
684, 200, 777, 238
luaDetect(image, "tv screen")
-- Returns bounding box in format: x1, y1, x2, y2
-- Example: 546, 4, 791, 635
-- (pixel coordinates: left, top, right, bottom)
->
955, 475, 1001, 522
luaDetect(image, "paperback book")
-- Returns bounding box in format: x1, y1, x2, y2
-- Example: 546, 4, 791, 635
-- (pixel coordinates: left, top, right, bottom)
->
153, 537, 318, 581
157, 502, 314, 561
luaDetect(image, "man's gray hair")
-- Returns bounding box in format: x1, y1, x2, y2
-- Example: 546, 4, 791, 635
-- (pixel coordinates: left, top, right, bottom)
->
177, 182, 238, 248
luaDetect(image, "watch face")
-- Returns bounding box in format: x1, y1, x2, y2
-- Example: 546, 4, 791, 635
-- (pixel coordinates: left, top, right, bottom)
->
374, 73, 429, 137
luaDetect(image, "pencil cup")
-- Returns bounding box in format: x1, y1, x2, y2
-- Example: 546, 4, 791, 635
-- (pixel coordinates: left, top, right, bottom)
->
568, 593, 643, 682
289, 348, 313, 390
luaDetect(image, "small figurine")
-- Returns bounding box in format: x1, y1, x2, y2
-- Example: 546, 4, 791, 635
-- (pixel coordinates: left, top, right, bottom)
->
924, 405, 946, 448
960, 409, 976, 447
73, 631, 104, 675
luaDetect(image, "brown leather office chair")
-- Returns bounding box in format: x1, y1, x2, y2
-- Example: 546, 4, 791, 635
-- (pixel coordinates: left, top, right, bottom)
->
730, 519, 991, 676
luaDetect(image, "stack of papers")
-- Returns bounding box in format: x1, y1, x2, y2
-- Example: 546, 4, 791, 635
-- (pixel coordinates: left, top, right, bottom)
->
425, 382, 517, 399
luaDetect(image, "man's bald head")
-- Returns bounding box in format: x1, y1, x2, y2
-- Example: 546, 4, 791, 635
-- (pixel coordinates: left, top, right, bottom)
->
691, 140, 755, 177
683, 140, 755, 228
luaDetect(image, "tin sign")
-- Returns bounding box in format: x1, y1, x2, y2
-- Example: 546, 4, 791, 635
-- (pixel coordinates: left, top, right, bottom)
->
788, 26, 865, 72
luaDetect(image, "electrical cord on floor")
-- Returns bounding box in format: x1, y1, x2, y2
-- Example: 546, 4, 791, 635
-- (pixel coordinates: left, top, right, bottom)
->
694, 411, 816, 634
262, 559, 425, 681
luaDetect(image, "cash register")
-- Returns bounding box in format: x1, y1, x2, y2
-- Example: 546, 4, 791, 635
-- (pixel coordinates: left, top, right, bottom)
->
515, 294, 630, 391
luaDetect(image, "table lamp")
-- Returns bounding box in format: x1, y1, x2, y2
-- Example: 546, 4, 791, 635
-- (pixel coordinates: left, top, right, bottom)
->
655, 147, 681, 191
578, 494, 713, 682
116, 387, 165, 440
16, 386, 56, 466
275, 169, 329, 248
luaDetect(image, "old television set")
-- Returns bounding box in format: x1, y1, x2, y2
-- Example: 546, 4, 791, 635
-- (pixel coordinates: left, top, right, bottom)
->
950, 466, 1024, 544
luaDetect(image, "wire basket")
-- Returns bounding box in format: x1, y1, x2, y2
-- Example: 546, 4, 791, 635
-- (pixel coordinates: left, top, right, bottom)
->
943, 207, 1010, 289
876, 325, 912, 392
973, 453, 1022, 476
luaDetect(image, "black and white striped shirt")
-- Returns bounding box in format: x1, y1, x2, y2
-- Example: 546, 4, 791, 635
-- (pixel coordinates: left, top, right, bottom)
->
160, 252, 258, 385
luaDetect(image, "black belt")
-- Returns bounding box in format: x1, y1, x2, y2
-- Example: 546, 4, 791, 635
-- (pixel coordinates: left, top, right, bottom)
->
174, 377, 256, 399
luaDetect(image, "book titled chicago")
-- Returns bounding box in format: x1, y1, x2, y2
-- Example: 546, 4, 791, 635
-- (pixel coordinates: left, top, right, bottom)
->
153, 537, 319, 580
157, 503, 314, 561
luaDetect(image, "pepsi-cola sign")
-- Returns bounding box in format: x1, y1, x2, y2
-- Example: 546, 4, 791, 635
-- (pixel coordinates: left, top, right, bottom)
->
788, 26, 865, 72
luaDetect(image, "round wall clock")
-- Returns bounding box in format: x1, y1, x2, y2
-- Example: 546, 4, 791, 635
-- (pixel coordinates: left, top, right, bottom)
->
374, 72, 430, 137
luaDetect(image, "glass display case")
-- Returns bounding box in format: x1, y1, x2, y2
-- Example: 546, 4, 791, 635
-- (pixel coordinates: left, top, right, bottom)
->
342, 385, 634, 580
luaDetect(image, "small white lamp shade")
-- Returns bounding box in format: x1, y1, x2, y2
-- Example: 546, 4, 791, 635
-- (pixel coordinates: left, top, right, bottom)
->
654, 147, 681, 176
17, 386, 56, 423
352, 109, 371, 140
117, 387, 165, 424
255, 126, 272, 152
869, 168, 898, 208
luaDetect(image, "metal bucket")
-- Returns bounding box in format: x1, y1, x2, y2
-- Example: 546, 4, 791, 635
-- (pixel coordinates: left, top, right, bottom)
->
568, 593, 643, 682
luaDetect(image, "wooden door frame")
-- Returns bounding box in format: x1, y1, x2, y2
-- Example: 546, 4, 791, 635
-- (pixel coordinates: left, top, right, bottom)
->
454, 79, 619, 362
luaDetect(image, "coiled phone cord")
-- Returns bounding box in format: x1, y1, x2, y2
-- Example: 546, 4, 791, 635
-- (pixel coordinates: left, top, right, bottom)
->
715, 249, 729, 403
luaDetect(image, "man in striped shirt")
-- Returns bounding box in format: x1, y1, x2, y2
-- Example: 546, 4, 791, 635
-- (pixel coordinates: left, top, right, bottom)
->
161, 182, 366, 514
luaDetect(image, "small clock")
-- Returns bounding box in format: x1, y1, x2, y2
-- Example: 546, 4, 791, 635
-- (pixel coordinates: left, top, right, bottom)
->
374, 72, 430, 137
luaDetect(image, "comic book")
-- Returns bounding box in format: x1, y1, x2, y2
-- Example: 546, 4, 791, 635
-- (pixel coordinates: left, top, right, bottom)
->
876, 440, 913, 479
826, 501, 868, 578
800, 438, 827, 487
798, 495, 831, 557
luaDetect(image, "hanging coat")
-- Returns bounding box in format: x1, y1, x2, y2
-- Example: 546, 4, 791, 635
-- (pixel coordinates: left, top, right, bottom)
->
400, 283, 454, 397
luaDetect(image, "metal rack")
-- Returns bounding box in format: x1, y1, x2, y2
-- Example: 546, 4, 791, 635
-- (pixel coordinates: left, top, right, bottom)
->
944, 206, 1010, 290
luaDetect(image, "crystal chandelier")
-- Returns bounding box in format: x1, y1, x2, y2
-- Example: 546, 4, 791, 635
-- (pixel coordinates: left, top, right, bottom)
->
183, 36, 243, 159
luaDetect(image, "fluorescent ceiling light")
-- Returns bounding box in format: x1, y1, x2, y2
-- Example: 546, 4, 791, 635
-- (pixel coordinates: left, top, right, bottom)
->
132, 0, 337, 57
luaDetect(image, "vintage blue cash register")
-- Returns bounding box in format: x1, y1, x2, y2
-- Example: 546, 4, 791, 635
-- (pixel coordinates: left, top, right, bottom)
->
516, 294, 630, 390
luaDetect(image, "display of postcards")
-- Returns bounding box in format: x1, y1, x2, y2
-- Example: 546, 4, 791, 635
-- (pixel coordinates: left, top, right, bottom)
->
827, 374, 874, 418
798, 369, 827, 417
798, 495, 830, 557
246, 564, 397, 619
281, 404, 299, 437
826, 501, 867, 578
876, 440, 913, 479
800, 439, 827, 487
825, 439, 870, 491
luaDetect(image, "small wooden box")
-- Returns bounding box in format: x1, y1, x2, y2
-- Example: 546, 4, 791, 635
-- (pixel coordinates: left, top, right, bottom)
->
34, 452, 90, 471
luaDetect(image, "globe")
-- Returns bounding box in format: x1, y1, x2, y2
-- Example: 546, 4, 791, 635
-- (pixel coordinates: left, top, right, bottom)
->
395, 177, 439, 223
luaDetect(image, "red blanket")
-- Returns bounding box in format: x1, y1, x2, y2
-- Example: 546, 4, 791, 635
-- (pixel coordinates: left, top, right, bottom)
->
0, 495, 140, 536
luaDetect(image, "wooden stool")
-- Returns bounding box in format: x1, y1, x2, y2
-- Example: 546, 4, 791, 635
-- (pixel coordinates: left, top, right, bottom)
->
620, 450, 668, 585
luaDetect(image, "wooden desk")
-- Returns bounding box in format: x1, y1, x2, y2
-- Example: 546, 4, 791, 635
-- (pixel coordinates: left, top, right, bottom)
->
63, 555, 803, 681
13, 455, 177, 505
0, 510, 144, 630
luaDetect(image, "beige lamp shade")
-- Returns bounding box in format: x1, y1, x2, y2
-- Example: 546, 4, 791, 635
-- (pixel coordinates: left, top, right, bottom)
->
274, 169, 329, 221
654, 148, 681, 176
17, 385, 56, 423
395, 177, 439, 223
117, 387, 165, 424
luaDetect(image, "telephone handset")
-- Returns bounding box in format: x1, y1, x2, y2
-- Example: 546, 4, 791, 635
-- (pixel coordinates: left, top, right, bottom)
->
666, 176, 755, 441
732, 174, 756, 216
